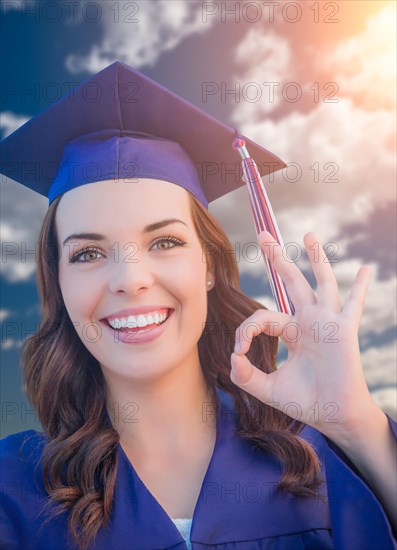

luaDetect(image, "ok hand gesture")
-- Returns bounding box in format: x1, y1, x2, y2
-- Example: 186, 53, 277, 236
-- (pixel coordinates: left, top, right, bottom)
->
230, 230, 378, 443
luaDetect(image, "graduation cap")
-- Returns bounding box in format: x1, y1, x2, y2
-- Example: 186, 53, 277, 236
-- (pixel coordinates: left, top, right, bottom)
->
0, 60, 286, 208
0, 60, 294, 314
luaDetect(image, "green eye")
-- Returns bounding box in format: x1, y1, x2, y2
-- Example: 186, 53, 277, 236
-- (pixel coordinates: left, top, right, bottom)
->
70, 247, 104, 263
151, 236, 186, 250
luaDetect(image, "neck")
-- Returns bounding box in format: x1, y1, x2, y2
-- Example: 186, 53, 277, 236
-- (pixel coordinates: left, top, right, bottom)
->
103, 351, 216, 455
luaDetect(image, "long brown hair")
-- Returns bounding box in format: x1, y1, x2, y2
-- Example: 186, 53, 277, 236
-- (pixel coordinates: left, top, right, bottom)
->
22, 191, 323, 549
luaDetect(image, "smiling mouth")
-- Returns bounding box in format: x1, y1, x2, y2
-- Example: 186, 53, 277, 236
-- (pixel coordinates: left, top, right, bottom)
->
103, 309, 173, 332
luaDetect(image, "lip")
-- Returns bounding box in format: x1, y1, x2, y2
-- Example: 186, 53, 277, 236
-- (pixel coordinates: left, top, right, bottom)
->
101, 306, 174, 322
100, 309, 174, 344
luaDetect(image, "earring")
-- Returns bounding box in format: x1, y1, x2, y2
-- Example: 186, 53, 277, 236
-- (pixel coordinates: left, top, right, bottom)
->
207, 280, 212, 287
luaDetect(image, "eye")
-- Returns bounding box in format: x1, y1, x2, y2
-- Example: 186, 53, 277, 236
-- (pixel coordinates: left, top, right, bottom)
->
69, 247, 104, 264
151, 235, 187, 251
69, 236, 186, 264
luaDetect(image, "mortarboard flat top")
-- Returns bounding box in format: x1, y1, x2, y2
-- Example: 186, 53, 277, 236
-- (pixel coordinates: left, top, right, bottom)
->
0, 60, 286, 208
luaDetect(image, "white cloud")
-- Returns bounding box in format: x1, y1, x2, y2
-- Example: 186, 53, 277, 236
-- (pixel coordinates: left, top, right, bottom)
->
0, 310, 11, 322
319, 5, 396, 110
336, 259, 396, 336
232, 28, 292, 119
228, 6, 396, 210
1, 112, 48, 283
362, 340, 397, 389
371, 387, 397, 420
1, 178, 47, 283
1, 337, 23, 351
65, 0, 215, 73
362, 339, 397, 420
236, 99, 395, 209
0, 112, 29, 139
220, 104, 394, 334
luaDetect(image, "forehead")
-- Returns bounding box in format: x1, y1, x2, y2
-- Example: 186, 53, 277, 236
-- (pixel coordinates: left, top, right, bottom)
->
55, 179, 192, 235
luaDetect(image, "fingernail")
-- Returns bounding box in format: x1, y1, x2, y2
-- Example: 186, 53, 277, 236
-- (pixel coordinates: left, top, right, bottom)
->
234, 341, 241, 353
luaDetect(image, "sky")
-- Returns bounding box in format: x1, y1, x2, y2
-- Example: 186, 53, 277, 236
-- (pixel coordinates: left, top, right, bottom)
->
1, 0, 396, 436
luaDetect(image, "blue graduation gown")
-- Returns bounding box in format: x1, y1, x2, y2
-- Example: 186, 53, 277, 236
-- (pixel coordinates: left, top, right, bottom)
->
1, 388, 396, 550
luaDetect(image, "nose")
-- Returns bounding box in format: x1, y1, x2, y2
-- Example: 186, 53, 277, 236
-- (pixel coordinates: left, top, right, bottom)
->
108, 250, 155, 295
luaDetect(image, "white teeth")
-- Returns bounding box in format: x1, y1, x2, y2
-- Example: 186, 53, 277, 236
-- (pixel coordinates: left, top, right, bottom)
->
127, 315, 138, 328
136, 315, 148, 328
107, 310, 169, 330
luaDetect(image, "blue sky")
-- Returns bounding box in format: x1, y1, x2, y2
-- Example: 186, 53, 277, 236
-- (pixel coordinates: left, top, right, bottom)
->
1, 0, 396, 436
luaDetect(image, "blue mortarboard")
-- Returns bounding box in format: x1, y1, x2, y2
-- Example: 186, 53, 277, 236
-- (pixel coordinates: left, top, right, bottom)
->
0, 60, 286, 208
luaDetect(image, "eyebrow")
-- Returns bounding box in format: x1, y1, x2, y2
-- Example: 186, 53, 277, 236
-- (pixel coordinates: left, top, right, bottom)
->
62, 218, 188, 247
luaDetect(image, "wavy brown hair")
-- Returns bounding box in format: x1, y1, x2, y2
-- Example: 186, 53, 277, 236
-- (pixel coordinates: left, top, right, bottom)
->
22, 191, 323, 549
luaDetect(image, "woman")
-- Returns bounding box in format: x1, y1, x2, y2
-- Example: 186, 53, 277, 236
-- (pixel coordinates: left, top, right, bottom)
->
0, 61, 396, 550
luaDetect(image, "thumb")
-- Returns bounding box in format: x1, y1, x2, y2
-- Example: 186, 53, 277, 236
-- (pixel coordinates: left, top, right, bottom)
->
230, 352, 253, 385
230, 352, 273, 404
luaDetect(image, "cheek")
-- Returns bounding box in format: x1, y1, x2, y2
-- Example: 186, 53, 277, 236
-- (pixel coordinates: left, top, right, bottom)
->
59, 267, 101, 323
172, 254, 206, 290
173, 260, 208, 318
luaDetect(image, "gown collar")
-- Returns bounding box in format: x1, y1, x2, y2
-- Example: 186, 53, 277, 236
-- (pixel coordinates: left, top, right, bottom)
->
97, 387, 331, 548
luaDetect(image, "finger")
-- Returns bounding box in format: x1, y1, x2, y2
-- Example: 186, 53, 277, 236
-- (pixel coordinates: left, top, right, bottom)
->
258, 230, 316, 310
342, 265, 372, 328
303, 232, 342, 313
235, 308, 292, 355
230, 352, 275, 405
